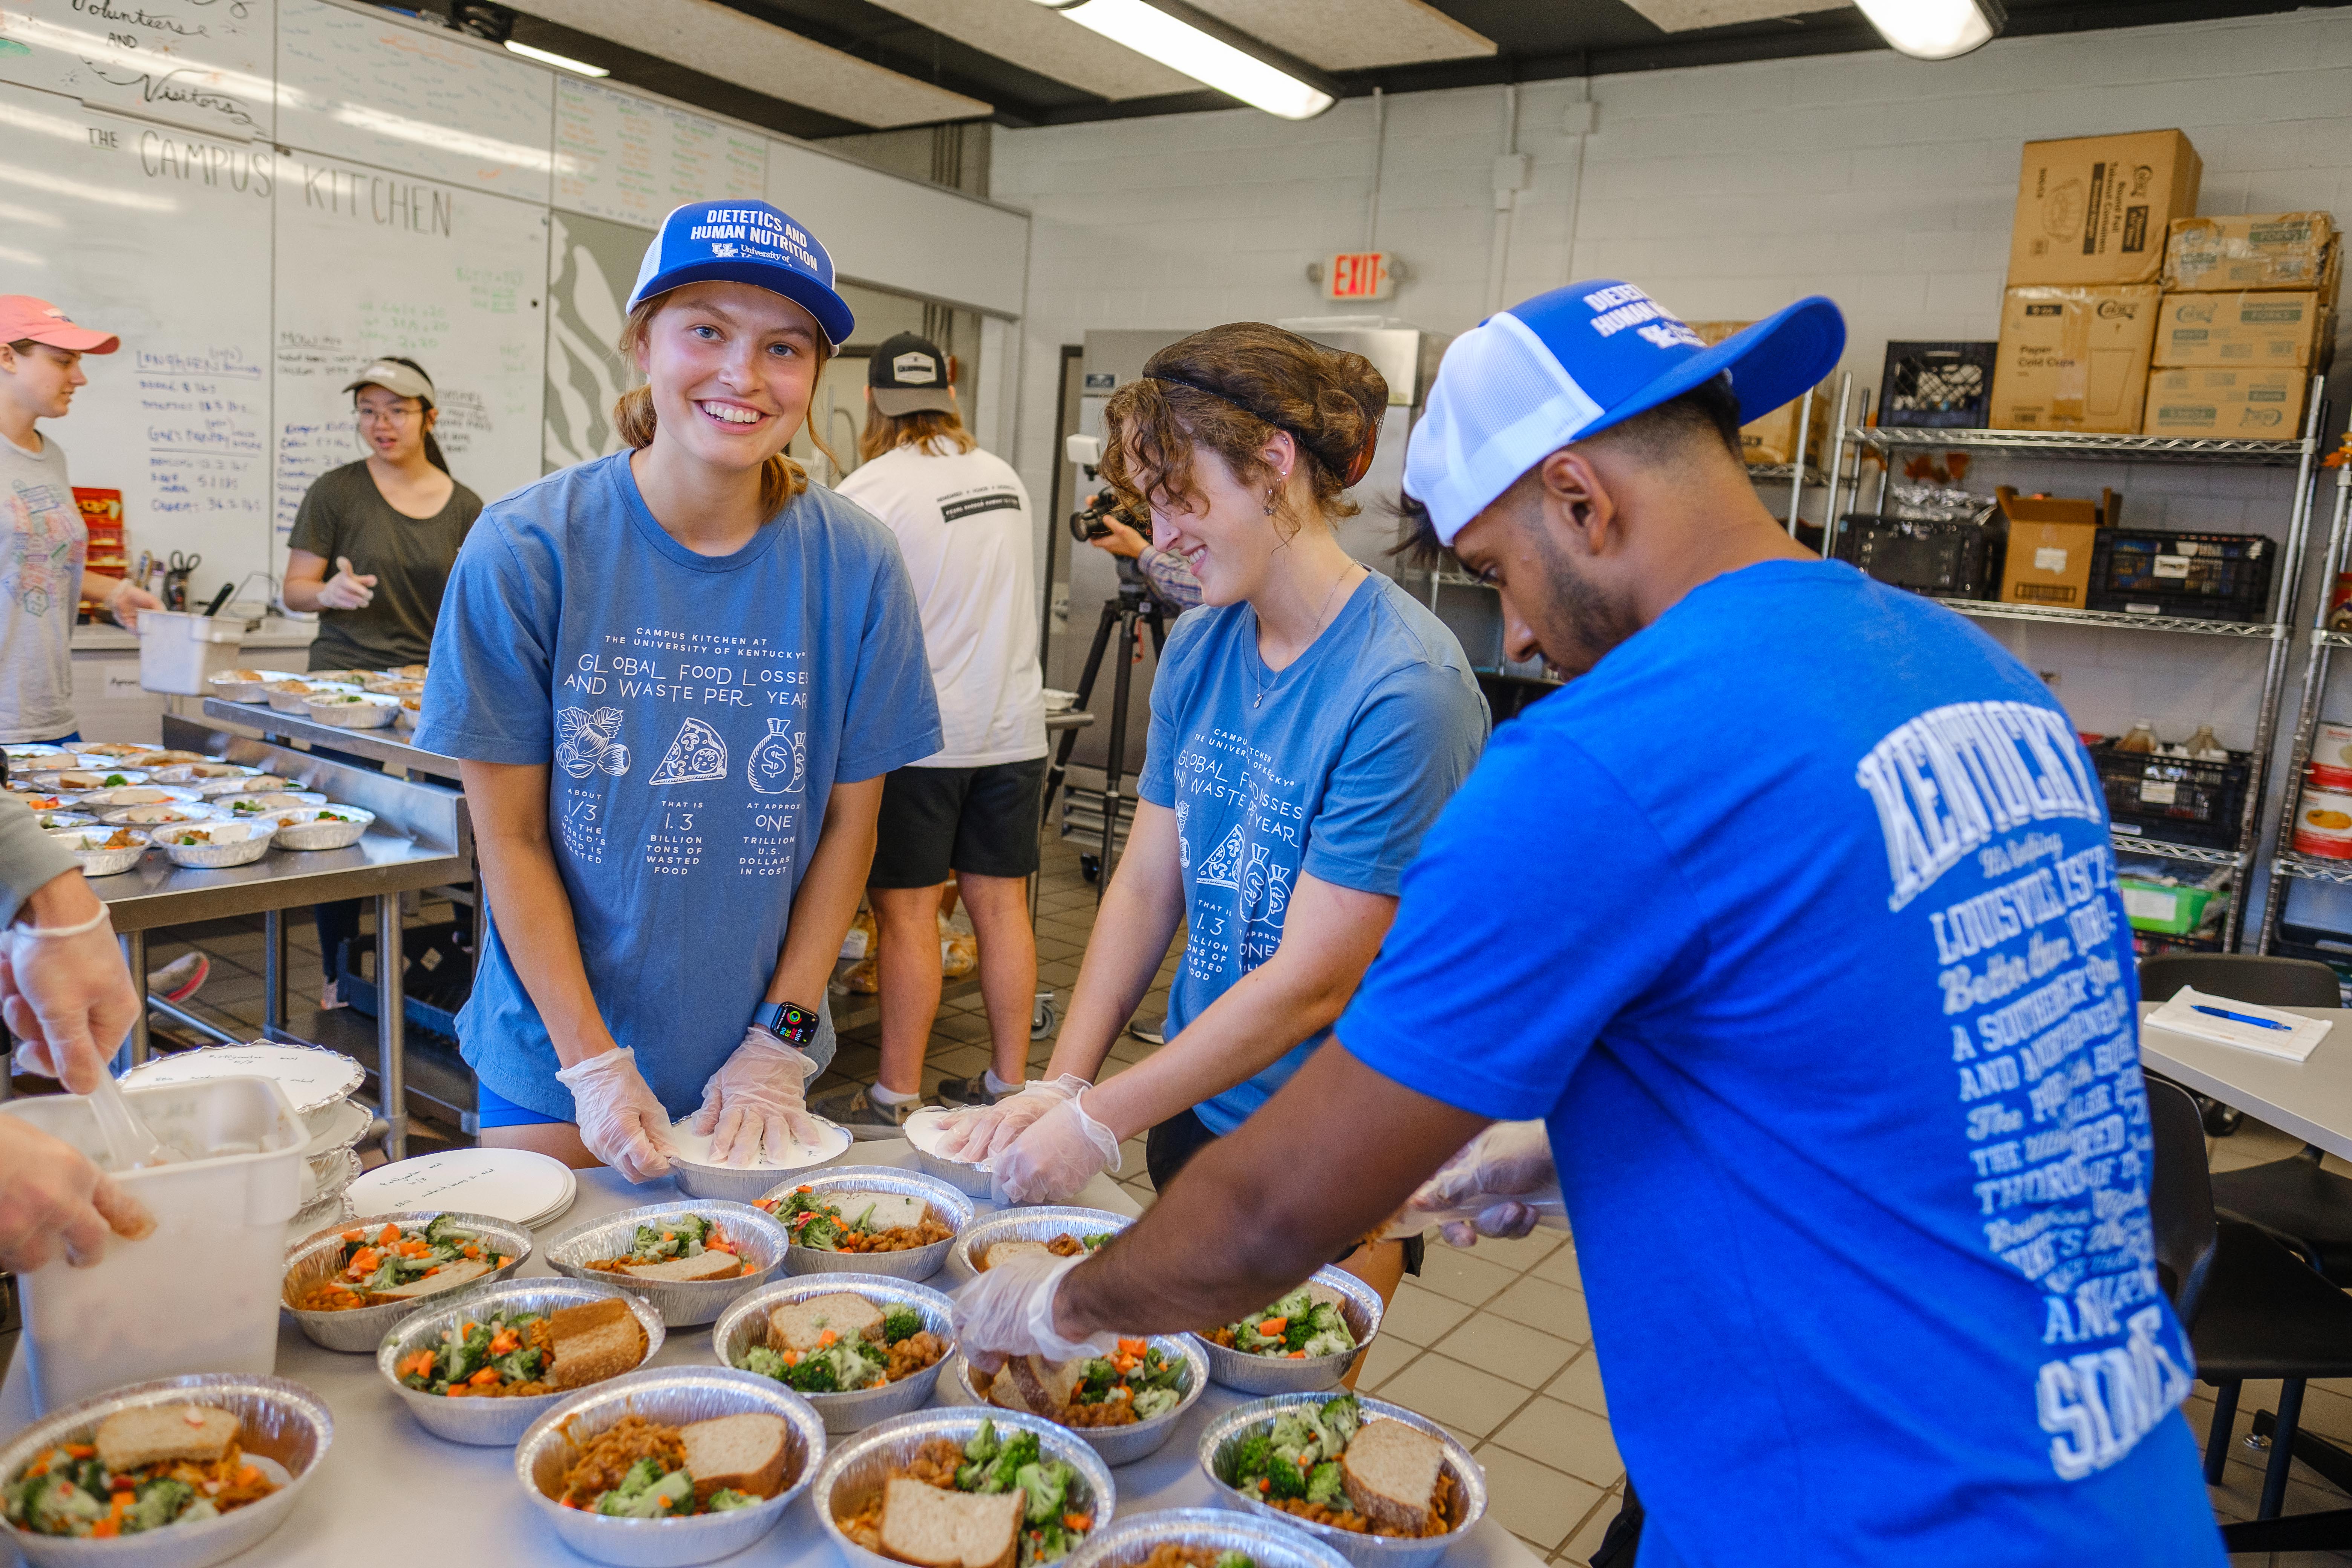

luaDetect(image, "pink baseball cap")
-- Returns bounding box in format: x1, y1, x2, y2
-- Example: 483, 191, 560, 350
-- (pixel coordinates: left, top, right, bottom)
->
0, 296, 121, 354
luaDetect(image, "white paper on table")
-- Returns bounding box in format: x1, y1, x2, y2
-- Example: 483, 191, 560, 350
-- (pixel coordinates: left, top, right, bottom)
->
2147, 985, 2332, 1062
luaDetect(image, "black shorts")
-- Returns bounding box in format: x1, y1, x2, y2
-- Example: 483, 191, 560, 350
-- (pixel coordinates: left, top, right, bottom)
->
1145, 1105, 1424, 1274
869, 758, 1046, 887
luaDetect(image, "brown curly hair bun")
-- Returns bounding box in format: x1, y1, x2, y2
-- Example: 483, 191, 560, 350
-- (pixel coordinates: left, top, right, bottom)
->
1101, 323, 1387, 532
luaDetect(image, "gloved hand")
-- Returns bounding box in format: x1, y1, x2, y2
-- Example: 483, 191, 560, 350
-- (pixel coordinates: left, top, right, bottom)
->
554, 1047, 675, 1182
937, 1073, 1089, 1162
1406, 1120, 1554, 1248
949, 1250, 1120, 1375
0, 1114, 153, 1273
317, 556, 377, 610
103, 578, 162, 631
1, 876, 138, 1094
685, 1026, 821, 1165
991, 1091, 1120, 1206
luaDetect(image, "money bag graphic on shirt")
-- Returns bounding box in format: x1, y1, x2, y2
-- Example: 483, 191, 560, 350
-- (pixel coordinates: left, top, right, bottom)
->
747, 718, 805, 795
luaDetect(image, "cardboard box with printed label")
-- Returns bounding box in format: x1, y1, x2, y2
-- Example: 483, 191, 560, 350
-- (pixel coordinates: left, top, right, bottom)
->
2154, 291, 2330, 368
2009, 130, 2202, 287
2164, 213, 2339, 292
1685, 320, 1828, 466
1989, 285, 2160, 433
2142, 366, 2310, 438
2000, 523, 2101, 608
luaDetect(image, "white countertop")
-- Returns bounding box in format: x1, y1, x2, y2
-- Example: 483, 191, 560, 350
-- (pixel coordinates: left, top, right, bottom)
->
71, 616, 318, 653
1, 1139, 1534, 1568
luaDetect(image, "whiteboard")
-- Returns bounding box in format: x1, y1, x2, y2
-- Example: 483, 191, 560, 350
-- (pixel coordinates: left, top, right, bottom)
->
0, 0, 274, 140
273, 150, 549, 560
554, 77, 765, 230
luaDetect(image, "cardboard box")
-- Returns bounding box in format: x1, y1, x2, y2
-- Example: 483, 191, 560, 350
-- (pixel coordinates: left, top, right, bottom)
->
2001, 522, 2101, 608
2164, 213, 2338, 292
2009, 130, 2201, 286
2142, 366, 2310, 438
1989, 285, 2160, 433
2155, 291, 2329, 368
1998, 485, 2118, 528
1684, 320, 1828, 465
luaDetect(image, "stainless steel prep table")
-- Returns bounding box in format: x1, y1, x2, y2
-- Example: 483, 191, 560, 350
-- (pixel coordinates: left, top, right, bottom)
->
0, 1141, 1539, 1568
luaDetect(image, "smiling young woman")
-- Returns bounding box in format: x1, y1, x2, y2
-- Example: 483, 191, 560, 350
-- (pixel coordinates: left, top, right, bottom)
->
414, 201, 941, 1179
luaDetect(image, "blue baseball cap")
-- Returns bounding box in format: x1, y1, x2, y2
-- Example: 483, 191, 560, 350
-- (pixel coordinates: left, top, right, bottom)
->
628, 199, 856, 350
1404, 281, 1845, 544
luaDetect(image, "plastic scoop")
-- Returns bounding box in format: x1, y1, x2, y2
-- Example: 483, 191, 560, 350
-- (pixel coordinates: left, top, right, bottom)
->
86, 1073, 180, 1169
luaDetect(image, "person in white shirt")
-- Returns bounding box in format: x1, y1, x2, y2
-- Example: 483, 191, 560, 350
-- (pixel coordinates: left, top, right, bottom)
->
815, 334, 1047, 1134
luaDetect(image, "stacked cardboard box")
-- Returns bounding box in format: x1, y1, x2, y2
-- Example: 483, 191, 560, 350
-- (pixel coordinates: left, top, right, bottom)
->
1989, 130, 2201, 432
1685, 320, 1830, 466
2144, 212, 2338, 438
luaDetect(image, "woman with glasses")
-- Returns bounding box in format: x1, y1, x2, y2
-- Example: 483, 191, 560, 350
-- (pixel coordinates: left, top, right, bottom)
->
282, 357, 483, 1003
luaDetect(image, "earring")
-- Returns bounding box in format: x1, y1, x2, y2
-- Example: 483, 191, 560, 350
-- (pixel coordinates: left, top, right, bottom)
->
1263, 487, 1278, 517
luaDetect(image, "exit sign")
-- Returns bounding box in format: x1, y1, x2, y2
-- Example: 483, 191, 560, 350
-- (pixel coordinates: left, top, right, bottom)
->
1323, 251, 1395, 302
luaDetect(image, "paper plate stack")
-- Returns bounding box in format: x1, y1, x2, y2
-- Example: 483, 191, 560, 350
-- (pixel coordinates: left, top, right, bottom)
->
346, 1145, 579, 1230
120, 1039, 373, 1239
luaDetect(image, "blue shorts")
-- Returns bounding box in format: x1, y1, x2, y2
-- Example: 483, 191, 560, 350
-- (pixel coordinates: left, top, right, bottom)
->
476, 1077, 565, 1128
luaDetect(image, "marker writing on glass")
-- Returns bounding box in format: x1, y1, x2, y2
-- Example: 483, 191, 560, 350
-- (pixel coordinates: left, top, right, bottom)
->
2192, 1003, 2293, 1032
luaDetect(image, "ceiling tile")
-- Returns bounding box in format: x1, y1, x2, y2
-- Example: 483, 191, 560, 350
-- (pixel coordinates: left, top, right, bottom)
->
505, 0, 992, 126
1620, 0, 1843, 32
1183, 0, 1495, 71
866, 0, 1199, 100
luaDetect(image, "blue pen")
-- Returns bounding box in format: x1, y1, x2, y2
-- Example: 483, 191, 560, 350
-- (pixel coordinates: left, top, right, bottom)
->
2193, 1003, 2294, 1032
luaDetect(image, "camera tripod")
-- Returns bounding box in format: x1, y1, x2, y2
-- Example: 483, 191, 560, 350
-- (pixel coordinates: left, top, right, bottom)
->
1041, 555, 1168, 898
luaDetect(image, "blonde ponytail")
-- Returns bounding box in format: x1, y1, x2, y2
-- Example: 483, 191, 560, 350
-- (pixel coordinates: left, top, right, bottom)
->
614, 298, 841, 517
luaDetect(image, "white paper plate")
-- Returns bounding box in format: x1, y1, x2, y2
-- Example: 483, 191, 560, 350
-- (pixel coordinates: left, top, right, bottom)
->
665, 1118, 852, 1172
121, 1040, 366, 1119
347, 1147, 577, 1226
302, 1097, 375, 1156
904, 1107, 994, 1171
524, 1168, 581, 1229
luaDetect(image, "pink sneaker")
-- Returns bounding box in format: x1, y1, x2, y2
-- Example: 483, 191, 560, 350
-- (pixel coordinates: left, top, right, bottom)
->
145, 953, 208, 1005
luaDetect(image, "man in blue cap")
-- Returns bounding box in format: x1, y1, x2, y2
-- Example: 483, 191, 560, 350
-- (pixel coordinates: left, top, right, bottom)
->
951, 283, 2220, 1564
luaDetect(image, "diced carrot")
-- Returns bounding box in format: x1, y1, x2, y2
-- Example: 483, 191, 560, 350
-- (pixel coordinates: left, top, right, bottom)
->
347, 1248, 380, 1276
782, 1351, 801, 1367
1258, 1478, 1272, 1493
657, 1494, 673, 1511
1258, 1318, 1288, 1337
90, 1519, 120, 1539
378, 1223, 400, 1246
341, 1229, 365, 1243
462, 1245, 481, 1259
398, 1351, 436, 1380
238, 1466, 262, 1485
1064, 1513, 1091, 1531
707, 1241, 735, 1255
497, 1255, 513, 1266
1116, 1338, 1148, 1356
797, 1185, 813, 1193
25, 1461, 47, 1479
63, 1444, 95, 1459
1286, 1351, 1307, 1360
468, 1367, 502, 1386
817, 1330, 838, 1348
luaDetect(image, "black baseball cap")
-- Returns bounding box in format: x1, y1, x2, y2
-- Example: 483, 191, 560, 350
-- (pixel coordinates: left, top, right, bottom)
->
869, 332, 956, 416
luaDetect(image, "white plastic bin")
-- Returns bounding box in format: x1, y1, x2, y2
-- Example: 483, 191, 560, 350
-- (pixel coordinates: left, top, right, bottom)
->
138, 608, 247, 694
3, 1075, 307, 1413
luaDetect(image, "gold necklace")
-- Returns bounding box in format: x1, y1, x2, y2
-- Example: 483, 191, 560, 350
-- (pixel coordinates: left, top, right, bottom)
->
1253, 562, 1363, 709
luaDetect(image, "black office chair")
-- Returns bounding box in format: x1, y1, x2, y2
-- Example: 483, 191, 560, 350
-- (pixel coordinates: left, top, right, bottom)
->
2146, 1078, 2352, 1548
2141, 953, 2352, 1283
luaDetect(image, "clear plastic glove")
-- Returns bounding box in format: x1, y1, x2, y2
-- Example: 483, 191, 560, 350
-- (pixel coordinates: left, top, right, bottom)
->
949, 1250, 1119, 1375
316, 556, 378, 610
937, 1072, 1089, 1162
991, 1092, 1120, 1207
684, 1026, 820, 1165
554, 1047, 675, 1182
104, 579, 162, 631
0, 1113, 154, 1273
1, 885, 138, 1095
1407, 1120, 1555, 1248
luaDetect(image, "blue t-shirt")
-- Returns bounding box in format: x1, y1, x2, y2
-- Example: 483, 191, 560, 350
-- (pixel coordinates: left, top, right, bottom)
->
1140, 574, 1487, 1135
1338, 560, 2219, 1568
415, 453, 941, 1121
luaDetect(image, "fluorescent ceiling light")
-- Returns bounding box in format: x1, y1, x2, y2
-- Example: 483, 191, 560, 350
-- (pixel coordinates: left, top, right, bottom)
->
1852, 0, 2003, 60
505, 38, 610, 76
1032, 0, 1333, 119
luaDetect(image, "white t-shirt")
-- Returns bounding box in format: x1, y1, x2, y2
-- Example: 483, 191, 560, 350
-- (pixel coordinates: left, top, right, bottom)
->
838, 441, 1046, 769
0, 430, 85, 744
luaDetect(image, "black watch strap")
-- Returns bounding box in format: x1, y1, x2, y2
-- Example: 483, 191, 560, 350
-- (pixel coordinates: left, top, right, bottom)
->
755, 1001, 822, 1047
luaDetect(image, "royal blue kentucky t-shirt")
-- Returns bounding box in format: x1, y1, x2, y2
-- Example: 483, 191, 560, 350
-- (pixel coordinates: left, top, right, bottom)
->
1338, 559, 2220, 1567
415, 453, 940, 1121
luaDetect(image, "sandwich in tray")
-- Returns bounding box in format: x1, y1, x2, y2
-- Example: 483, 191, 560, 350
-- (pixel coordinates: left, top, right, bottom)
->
835, 1417, 1090, 1568
556, 1412, 789, 1517
1208, 1285, 1357, 1361
735, 1291, 948, 1393
5, 1406, 280, 1540
975, 1233, 1112, 1272
758, 1186, 956, 1254
291, 1216, 515, 1310
394, 1297, 648, 1397
983, 1339, 1184, 1430
1226, 1396, 1455, 1538
580, 1212, 747, 1282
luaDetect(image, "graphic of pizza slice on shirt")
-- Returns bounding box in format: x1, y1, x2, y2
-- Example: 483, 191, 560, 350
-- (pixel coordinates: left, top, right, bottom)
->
649, 716, 729, 786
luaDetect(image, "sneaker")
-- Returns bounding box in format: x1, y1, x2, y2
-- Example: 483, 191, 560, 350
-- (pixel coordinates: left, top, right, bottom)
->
145, 952, 208, 1004
809, 1083, 925, 1139
936, 1073, 1018, 1109
319, 978, 346, 1011
1127, 1019, 1166, 1047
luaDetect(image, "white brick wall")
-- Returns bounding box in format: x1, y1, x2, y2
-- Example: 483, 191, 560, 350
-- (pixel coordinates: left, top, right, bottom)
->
992, 6, 2352, 933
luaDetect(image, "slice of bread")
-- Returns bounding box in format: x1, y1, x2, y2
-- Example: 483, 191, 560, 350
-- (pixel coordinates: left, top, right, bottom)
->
877, 1476, 1024, 1568
1340, 1421, 1445, 1534
374, 1258, 493, 1301
679, 1412, 789, 1502
548, 1298, 646, 1390
626, 1251, 743, 1283
95, 1406, 239, 1473
988, 1355, 1088, 1416
834, 1193, 931, 1233
980, 1240, 1052, 1272
769, 1292, 884, 1352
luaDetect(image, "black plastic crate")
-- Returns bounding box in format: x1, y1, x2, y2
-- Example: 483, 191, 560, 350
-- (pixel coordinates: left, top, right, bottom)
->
1879, 341, 1997, 429
2091, 741, 2251, 851
2087, 529, 2275, 623
335, 920, 472, 1042
1833, 513, 2002, 599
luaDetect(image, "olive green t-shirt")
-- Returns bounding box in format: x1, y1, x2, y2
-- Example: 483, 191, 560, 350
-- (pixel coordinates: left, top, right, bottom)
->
288, 461, 482, 672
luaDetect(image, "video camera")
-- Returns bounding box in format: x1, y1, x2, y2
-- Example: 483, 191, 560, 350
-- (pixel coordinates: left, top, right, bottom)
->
1064, 434, 1147, 544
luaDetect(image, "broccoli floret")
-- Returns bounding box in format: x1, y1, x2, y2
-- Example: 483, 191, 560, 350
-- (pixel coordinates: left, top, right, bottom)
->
741, 1346, 787, 1380
1214, 1553, 1254, 1568
987, 1432, 1042, 1493
1268, 1288, 1311, 1320
1132, 1387, 1181, 1421
423, 1215, 476, 1248
598, 1463, 691, 1517
797, 1214, 843, 1251
1081, 1234, 1112, 1250
1306, 1462, 1345, 1507
964, 1419, 1002, 1465
1229, 1433, 1273, 1487
1015, 1460, 1070, 1523
631, 1223, 664, 1257
1074, 1359, 1118, 1404
705, 1488, 761, 1513
1263, 1457, 1308, 1502
30, 1476, 106, 1535
124, 1477, 193, 1534
881, 1305, 923, 1344
956, 1463, 989, 1491
1301, 1329, 1354, 1358
1267, 1410, 1320, 1464
1027, 1521, 1073, 1567
495, 1346, 546, 1382
1314, 1396, 1362, 1452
